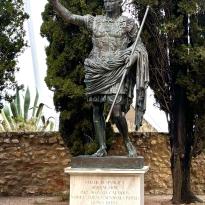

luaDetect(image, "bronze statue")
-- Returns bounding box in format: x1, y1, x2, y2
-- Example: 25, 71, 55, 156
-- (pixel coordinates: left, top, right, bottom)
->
51, 0, 149, 157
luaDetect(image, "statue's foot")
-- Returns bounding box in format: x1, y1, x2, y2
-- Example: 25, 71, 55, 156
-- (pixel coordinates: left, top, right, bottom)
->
92, 148, 107, 157
125, 141, 137, 157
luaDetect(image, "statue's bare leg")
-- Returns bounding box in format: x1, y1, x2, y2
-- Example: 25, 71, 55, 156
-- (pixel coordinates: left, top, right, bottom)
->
92, 102, 107, 157
112, 104, 137, 157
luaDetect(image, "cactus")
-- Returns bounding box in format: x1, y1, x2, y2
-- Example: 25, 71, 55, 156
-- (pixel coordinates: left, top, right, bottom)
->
0, 87, 55, 132
24, 87, 30, 121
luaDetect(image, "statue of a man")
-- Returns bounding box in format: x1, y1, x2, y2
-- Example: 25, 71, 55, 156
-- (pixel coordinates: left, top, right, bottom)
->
51, 0, 149, 157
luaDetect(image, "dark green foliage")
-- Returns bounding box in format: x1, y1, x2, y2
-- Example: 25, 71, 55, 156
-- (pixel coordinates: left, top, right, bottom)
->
0, 0, 28, 102
136, 0, 205, 151
135, 0, 205, 203
41, 0, 114, 156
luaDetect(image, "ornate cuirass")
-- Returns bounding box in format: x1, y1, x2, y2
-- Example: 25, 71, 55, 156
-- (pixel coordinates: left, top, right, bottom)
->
90, 15, 131, 59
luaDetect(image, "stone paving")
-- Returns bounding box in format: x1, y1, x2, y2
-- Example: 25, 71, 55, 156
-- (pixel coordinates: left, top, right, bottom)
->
0, 196, 68, 205
0, 195, 204, 205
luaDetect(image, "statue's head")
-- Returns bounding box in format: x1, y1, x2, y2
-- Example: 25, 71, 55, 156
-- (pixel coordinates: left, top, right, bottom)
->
103, 0, 122, 14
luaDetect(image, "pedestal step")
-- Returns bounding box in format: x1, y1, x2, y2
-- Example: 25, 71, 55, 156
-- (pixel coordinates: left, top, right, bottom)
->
71, 156, 144, 169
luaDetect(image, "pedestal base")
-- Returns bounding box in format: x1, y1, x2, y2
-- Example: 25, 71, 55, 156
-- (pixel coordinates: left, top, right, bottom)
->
65, 166, 149, 205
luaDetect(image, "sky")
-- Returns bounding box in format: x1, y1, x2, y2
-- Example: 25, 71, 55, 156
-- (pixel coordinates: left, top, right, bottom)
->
17, 0, 59, 129
17, 0, 168, 132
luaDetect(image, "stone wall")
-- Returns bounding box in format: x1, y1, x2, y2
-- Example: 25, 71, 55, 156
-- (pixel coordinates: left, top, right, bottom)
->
109, 133, 205, 195
0, 132, 204, 196
0, 132, 70, 196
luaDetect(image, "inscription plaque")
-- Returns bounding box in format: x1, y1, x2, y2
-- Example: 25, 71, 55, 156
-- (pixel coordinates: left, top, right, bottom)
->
66, 167, 149, 205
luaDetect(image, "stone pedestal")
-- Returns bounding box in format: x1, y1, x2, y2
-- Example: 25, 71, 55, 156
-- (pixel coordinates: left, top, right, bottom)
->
65, 157, 149, 205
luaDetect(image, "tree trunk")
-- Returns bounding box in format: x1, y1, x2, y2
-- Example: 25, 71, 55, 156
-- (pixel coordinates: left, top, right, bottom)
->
171, 86, 186, 204
171, 142, 200, 204
171, 87, 203, 204
181, 117, 203, 203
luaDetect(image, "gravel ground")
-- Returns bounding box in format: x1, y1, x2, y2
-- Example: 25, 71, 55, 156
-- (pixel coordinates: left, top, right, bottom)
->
145, 195, 205, 205
0, 195, 204, 205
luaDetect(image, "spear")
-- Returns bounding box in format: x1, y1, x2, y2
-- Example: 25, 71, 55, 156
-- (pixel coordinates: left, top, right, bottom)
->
106, 5, 150, 123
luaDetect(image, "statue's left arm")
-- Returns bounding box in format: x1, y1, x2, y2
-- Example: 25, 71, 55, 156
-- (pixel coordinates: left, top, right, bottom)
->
126, 18, 149, 130
126, 18, 148, 69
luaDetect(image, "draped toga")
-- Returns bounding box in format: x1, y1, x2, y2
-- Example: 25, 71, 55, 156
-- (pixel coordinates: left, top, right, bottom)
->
79, 14, 149, 130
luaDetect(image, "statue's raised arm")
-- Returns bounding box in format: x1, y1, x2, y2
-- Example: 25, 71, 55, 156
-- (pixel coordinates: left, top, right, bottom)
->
51, 0, 93, 29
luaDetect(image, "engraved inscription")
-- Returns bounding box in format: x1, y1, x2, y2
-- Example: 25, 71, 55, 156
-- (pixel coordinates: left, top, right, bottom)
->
70, 176, 141, 205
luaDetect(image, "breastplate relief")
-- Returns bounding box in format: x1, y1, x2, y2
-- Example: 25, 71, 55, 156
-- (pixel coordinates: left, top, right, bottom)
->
92, 16, 129, 53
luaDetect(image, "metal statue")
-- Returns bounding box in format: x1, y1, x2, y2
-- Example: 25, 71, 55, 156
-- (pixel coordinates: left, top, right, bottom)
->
51, 0, 149, 157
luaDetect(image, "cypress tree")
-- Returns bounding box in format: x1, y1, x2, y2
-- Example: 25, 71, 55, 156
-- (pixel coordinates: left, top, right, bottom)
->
135, 0, 205, 203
